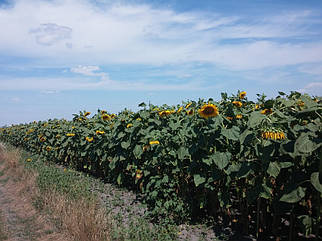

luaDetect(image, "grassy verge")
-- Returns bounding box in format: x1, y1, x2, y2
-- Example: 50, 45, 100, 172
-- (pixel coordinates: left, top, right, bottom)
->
0, 209, 8, 241
1, 144, 178, 241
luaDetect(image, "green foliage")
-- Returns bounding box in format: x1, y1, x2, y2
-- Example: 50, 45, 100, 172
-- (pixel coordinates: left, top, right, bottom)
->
0, 91, 321, 238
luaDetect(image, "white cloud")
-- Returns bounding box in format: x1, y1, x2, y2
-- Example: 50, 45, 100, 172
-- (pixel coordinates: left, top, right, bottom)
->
29, 23, 72, 46
0, 76, 201, 91
0, 0, 321, 70
70, 65, 108, 79
298, 64, 322, 75
299, 82, 322, 95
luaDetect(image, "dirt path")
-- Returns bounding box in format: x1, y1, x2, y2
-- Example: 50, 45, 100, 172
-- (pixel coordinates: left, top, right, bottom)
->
0, 161, 71, 241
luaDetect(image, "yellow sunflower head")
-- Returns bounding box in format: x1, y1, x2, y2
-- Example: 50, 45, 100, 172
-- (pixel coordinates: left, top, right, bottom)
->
177, 106, 183, 113
232, 101, 243, 107
236, 114, 242, 119
149, 140, 160, 145
102, 114, 111, 121
198, 104, 219, 119
84, 112, 91, 117
261, 109, 272, 115
186, 109, 194, 116
239, 91, 247, 99
86, 136, 94, 142
127, 123, 133, 128
185, 102, 192, 109
96, 130, 105, 134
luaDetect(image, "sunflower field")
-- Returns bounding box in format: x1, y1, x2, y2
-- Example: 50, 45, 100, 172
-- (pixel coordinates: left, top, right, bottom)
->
1, 91, 321, 239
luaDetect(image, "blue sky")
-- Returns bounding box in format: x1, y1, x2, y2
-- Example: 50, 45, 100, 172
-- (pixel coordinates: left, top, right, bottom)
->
1, 0, 322, 126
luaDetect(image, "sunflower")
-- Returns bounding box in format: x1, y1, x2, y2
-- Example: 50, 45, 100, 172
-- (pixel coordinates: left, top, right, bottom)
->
66, 133, 75, 137
226, 116, 233, 120
236, 114, 242, 119
149, 140, 160, 145
297, 101, 305, 107
232, 101, 243, 107
239, 91, 246, 99
185, 102, 192, 109
102, 114, 111, 121
261, 109, 272, 115
261, 131, 286, 140
136, 169, 143, 180
84, 112, 91, 117
86, 136, 94, 142
46, 146, 52, 151
159, 110, 172, 117
177, 106, 183, 113
96, 130, 105, 134
198, 104, 219, 119
101, 110, 107, 114
111, 114, 116, 118
127, 123, 133, 128
186, 109, 194, 116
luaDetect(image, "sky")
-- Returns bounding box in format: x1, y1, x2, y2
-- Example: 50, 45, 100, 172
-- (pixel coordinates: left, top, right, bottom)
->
1, 0, 322, 126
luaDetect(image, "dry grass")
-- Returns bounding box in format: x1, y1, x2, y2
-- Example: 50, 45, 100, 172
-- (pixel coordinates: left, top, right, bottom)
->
40, 191, 110, 241
0, 144, 111, 241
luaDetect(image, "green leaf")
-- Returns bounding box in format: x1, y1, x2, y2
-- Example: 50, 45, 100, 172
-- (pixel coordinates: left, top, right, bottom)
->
121, 141, 130, 149
267, 161, 280, 178
177, 146, 189, 160
138, 102, 146, 107
202, 158, 212, 166
133, 145, 143, 159
280, 186, 306, 203
295, 133, 318, 154
193, 174, 206, 187
298, 215, 314, 236
239, 130, 254, 145
221, 126, 240, 141
279, 162, 294, 169
117, 173, 122, 185
310, 172, 322, 193
260, 183, 272, 199
212, 152, 231, 170
247, 111, 265, 128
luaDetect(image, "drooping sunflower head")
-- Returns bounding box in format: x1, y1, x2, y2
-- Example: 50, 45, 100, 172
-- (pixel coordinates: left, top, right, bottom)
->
102, 114, 111, 121
232, 101, 243, 107
177, 106, 183, 113
185, 102, 192, 109
84, 112, 91, 117
236, 114, 242, 119
198, 104, 219, 119
127, 123, 133, 128
86, 136, 94, 142
149, 140, 160, 145
186, 109, 194, 116
239, 91, 247, 99
96, 130, 105, 135
158, 110, 172, 117
261, 109, 273, 115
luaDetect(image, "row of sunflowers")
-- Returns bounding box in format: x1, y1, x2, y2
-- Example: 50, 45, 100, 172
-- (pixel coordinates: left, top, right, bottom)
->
1, 91, 321, 239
